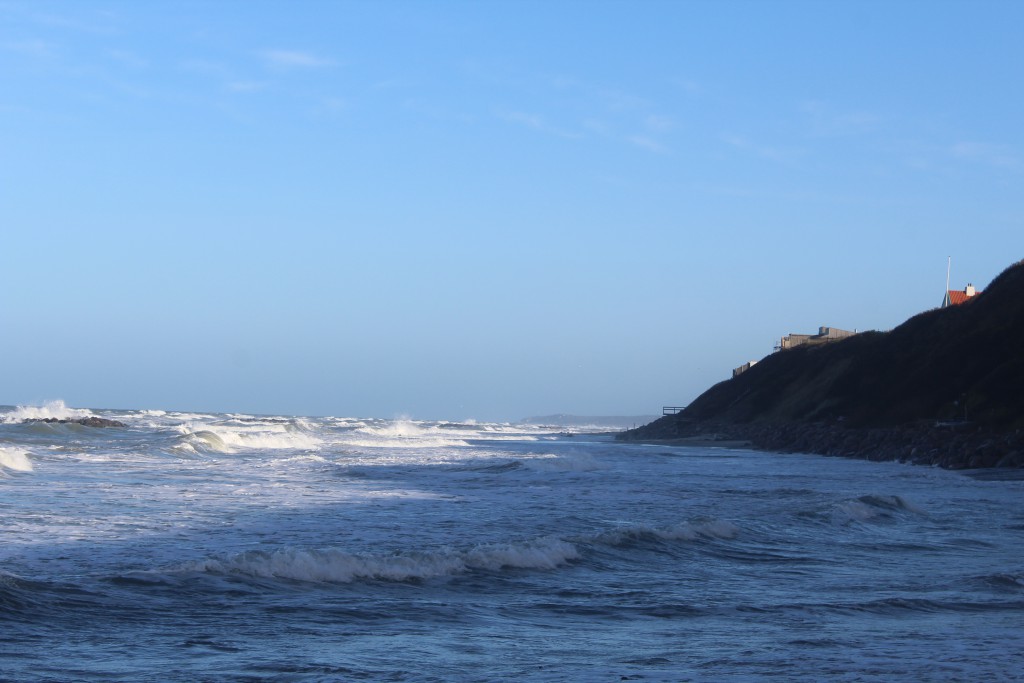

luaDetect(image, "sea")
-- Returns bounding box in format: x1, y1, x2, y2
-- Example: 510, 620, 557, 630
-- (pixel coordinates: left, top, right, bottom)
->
2, 401, 1022, 682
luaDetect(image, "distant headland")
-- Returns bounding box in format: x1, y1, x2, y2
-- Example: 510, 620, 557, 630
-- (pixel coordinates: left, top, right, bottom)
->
619, 259, 1024, 469
522, 414, 658, 430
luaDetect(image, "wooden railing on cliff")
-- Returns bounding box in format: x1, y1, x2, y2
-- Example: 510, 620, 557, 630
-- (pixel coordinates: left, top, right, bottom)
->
662, 406, 687, 416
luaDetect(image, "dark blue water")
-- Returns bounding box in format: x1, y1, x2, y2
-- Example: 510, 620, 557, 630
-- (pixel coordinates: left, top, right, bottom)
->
2, 404, 1023, 681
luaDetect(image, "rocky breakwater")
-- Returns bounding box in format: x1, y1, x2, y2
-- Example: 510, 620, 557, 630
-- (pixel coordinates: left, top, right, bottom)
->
619, 258, 1024, 469
622, 418, 1024, 469
24, 417, 127, 428
753, 421, 1024, 468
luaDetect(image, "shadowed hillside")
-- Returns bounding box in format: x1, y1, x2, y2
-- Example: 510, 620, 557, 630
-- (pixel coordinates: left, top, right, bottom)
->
620, 259, 1024, 467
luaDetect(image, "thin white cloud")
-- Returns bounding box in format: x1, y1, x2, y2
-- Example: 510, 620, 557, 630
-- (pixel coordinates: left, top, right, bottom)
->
644, 115, 673, 133
904, 140, 1020, 175
800, 100, 880, 137
498, 110, 582, 139
107, 49, 147, 70
2, 39, 57, 58
722, 134, 748, 149
317, 97, 347, 115
903, 156, 937, 172
627, 135, 668, 154
227, 81, 269, 93
504, 110, 544, 129
26, 9, 118, 35
722, 134, 803, 163
374, 79, 413, 90
597, 88, 650, 112
180, 59, 233, 79
0, 103, 33, 115
262, 49, 334, 69
950, 142, 1018, 169
404, 99, 475, 124
834, 111, 879, 129
672, 78, 702, 95
183, 60, 268, 94
583, 119, 611, 136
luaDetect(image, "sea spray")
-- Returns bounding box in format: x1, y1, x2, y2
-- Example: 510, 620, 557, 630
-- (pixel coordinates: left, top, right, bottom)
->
1, 400, 95, 423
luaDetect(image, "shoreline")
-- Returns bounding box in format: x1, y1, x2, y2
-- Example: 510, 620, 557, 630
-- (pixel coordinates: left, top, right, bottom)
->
626, 436, 754, 449
618, 420, 1024, 469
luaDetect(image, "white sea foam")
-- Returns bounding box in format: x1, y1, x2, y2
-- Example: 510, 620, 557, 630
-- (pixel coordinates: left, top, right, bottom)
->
470, 434, 540, 442
189, 536, 579, 583
2, 400, 94, 423
357, 419, 428, 438
0, 447, 33, 472
173, 429, 230, 454
173, 422, 321, 454
463, 538, 580, 570
345, 419, 469, 448
339, 437, 470, 449
167, 412, 219, 421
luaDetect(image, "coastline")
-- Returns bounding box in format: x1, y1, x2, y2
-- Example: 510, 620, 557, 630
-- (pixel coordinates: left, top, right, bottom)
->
626, 436, 754, 449
618, 419, 1024, 469
619, 260, 1024, 470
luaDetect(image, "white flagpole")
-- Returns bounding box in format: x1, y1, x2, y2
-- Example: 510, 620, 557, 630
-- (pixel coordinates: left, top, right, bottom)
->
945, 256, 952, 307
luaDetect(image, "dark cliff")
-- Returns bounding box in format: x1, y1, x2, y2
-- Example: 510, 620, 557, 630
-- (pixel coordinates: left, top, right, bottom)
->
620, 259, 1024, 467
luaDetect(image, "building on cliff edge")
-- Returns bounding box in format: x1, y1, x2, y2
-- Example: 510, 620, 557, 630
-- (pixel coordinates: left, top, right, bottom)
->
732, 360, 758, 378
775, 326, 856, 352
732, 326, 856, 378
942, 283, 981, 308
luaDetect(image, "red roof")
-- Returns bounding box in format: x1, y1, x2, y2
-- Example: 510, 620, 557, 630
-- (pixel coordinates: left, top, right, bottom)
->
945, 289, 980, 306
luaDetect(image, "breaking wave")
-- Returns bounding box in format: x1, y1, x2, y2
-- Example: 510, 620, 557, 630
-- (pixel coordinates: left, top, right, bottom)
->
0, 447, 33, 473
185, 519, 742, 586
172, 421, 321, 454
346, 419, 469, 448
2, 400, 95, 424
184, 536, 579, 584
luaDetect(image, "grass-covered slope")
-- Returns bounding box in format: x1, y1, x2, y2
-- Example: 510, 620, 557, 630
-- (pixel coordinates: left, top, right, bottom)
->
671, 259, 1024, 430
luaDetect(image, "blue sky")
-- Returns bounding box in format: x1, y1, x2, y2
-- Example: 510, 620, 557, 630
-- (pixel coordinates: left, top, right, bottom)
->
2, 0, 1022, 421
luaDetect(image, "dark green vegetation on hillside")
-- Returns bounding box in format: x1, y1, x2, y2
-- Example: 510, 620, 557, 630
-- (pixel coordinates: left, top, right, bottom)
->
620, 259, 1024, 468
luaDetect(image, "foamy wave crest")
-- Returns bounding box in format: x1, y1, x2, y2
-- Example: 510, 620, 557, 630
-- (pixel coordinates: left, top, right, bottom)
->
173, 422, 321, 454
0, 447, 33, 472
596, 519, 740, 546
173, 430, 230, 454
346, 420, 468, 448
462, 538, 579, 570
339, 436, 470, 449
187, 537, 579, 584
168, 412, 219, 421
357, 419, 425, 438
3, 400, 95, 423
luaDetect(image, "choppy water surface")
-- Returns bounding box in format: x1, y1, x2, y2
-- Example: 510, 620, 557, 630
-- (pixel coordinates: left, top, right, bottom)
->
2, 402, 1022, 681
